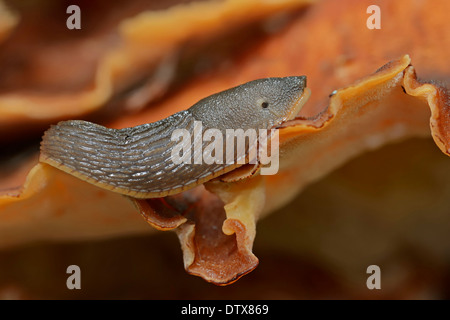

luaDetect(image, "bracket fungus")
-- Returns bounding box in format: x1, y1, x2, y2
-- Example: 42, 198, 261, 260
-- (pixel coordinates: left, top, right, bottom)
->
2, 55, 449, 285
0, 0, 449, 291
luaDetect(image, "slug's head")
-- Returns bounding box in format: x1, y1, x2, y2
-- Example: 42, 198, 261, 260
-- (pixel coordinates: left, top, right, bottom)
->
245, 76, 309, 127
191, 76, 309, 130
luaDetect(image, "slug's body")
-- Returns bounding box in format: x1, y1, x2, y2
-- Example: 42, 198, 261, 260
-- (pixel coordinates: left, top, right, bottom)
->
40, 76, 309, 198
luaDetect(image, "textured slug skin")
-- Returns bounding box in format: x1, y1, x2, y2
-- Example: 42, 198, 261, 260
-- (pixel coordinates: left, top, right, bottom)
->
40, 76, 308, 198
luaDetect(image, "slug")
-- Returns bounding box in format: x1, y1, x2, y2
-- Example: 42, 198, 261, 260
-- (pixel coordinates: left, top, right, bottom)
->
40, 76, 310, 198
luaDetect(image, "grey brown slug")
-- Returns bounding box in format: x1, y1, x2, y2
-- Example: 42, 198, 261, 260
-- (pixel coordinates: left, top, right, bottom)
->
40, 76, 310, 198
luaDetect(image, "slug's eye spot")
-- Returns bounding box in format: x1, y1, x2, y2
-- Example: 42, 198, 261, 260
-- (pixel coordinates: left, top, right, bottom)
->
256, 98, 269, 110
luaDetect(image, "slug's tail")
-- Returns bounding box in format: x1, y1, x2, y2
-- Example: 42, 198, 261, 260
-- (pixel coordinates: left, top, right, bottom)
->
41, 120, 119, 167
40, 119, 132, 192
40, 119, 182, 198
39, 115, 221, 198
